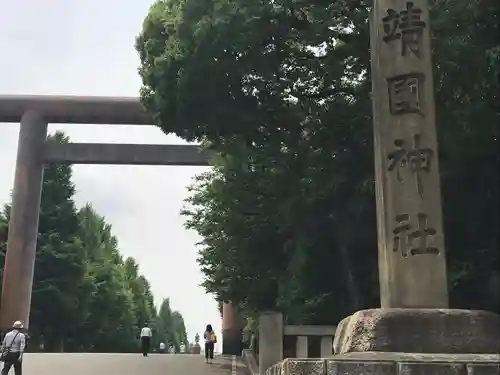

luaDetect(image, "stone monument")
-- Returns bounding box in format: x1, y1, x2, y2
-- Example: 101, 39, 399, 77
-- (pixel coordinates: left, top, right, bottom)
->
263, 1, 500, 374
333, 0, 500, 357
191, 333, 201, 354
371, 0, 447, 309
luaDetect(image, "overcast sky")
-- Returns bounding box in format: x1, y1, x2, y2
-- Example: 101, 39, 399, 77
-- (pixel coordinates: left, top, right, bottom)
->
0, 0, 221, 346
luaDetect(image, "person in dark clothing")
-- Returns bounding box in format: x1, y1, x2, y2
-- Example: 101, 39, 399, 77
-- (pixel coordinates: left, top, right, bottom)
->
203, 324, 216, 364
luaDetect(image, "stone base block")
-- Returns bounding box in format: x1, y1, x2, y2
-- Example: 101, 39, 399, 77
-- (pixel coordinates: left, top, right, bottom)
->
333, 309, 500, 354
265, 353, 500, 375
191, 344, 201, 354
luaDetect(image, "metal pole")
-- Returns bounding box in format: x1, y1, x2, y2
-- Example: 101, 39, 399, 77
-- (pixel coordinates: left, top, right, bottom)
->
0, 110, 47, 330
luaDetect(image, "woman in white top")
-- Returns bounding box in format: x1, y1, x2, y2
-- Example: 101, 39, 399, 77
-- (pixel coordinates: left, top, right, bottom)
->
139, 323, 152, 357
203, 324, 216, 364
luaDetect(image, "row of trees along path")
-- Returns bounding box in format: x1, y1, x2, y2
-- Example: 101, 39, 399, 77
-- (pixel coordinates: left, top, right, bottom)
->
0, 132, 189, 352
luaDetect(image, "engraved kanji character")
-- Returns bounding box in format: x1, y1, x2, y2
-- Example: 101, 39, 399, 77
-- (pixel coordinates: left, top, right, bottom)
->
387, 134, 434, 197
387, 72, 424, 116
407, 134, 433, 197
393, 213, 411, 257
382, 9, 401, 42
387, 139, 407, 182
381, 1, 427, 57
399, 1, 427, 57
392, 213, 440, 257
408, 213, 439, 255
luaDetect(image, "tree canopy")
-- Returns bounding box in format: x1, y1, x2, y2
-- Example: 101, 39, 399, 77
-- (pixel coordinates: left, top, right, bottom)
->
0, 131, 189, 352
136, 0, 499, 327
156, 298, 188, 352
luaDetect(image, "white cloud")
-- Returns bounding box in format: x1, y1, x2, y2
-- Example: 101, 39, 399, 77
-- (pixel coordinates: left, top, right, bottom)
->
0, 0, 222, 347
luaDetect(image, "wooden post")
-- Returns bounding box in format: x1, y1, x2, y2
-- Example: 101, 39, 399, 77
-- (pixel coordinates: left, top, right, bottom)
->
370, 0, 448, 308
0, 110, 47, 329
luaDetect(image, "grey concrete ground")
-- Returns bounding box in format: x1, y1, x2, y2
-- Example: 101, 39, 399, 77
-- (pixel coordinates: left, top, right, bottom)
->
7, 353, 248, 375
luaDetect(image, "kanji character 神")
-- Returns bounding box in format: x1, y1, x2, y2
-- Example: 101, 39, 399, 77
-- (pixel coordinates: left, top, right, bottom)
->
387, 134, 434, 197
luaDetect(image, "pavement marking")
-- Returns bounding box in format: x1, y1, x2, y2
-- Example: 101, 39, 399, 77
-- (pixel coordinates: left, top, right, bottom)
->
232, 355, 237, 375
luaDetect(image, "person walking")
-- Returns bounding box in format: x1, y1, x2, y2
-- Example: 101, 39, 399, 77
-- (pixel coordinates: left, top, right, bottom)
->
203, 324, 216, 364
140, 323, 152, 357
158, 342, 166, 354
1, 321, 26, 375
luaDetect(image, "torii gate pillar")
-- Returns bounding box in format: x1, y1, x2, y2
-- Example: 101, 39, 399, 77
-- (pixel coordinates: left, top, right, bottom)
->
222, 301, 243, 355
0, 110, 47, 330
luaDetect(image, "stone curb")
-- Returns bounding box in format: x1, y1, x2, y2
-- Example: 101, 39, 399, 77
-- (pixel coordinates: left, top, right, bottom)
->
242, 349, 259, 375
265, 353, 500, 375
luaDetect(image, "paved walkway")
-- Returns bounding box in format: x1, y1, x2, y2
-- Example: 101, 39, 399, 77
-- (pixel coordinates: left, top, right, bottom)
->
11, 353, 248, 375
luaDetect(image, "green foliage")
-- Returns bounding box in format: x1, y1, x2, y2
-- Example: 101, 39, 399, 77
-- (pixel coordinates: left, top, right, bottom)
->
0, 131, 188, 352
137, 0, 499, 324
155, 298, 188, 352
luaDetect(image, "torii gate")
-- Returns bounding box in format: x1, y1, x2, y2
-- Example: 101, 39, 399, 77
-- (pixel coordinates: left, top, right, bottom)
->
0, 95, 242, 355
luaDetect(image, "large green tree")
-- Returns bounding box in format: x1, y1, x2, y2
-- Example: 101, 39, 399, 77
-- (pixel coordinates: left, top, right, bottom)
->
123, 257, 157, 331
155, 298, 188, 352
137, 0, 499, 326
76, 204, 138, 352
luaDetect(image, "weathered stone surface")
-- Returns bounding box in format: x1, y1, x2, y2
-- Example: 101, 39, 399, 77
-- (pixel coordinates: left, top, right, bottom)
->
369, 0, 448, 310
266, 362, 283, 375
262, 352, 500, 375
467, 364, 500, 375
327, 361, 396, 375
398, 362, 466, 375
333, 314, 351, 354
283, 359, 326, 375
333, 309, 500, 354
265, 359, 326, 375
333, 352, 500, 363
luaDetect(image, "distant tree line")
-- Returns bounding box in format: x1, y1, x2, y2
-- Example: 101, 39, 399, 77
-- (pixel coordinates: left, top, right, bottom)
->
0, 132, 189, 353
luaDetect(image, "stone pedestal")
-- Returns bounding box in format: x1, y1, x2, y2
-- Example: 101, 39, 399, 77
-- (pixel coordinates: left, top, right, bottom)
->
333, 308, 500, 355
191, 343, 201, 354
266, 353, 500, 375
261, 309, 500, 375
